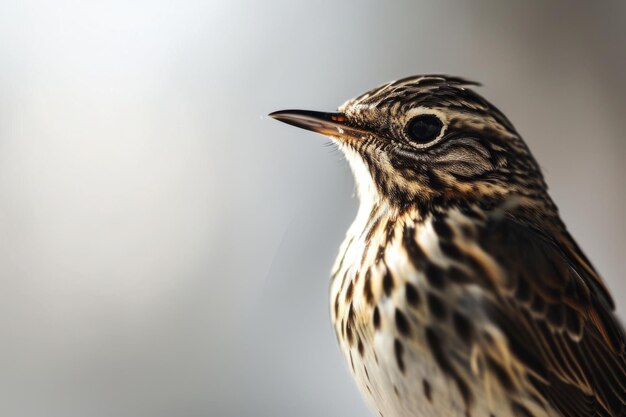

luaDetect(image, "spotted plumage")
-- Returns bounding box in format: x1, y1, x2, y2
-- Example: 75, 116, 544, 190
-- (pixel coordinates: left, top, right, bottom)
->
270, 75, 625, 417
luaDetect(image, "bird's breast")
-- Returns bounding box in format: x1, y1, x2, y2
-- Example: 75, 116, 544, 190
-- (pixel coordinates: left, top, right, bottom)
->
328, 209, 464, 417
327, 206, 535, 417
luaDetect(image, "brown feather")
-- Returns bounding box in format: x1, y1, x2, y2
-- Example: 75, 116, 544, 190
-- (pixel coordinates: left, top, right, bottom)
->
477, 205, 626, 417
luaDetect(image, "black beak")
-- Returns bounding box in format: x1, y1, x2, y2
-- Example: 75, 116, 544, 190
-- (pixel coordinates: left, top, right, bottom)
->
269, 109, 367, 140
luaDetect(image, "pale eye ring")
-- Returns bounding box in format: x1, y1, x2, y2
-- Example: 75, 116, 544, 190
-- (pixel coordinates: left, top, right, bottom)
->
405, 114, 444, 145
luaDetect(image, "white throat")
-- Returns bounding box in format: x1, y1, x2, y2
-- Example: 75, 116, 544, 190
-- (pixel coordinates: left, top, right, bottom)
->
335, 141, 391, 242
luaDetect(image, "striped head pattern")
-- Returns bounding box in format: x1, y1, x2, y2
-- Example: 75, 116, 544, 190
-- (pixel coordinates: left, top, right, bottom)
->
272, 75, 550, 214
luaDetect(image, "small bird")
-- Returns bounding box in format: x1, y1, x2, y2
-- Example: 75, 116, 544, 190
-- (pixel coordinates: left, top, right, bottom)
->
270, 75, 625, 417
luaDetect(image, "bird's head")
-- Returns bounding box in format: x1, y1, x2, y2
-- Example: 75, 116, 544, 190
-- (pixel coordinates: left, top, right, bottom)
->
271, 75, 548, 214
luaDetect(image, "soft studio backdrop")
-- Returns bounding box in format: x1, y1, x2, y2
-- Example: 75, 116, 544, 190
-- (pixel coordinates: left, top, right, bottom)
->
0, 1, 624, 416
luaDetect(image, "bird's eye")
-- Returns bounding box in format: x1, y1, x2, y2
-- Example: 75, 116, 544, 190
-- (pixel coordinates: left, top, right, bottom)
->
406, 114, 443, 144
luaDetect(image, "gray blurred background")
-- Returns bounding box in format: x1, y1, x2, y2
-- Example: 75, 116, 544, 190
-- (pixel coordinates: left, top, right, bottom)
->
0, 1, 624, 416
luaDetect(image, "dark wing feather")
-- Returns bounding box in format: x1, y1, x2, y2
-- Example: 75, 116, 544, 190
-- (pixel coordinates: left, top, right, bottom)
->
478, 212, 626, 417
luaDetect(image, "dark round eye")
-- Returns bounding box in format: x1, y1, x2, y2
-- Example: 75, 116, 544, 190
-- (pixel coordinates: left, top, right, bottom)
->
406, 114, 443, 144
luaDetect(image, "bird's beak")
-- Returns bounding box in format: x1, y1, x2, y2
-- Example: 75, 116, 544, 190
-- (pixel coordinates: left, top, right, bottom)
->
269, 109, 367, 140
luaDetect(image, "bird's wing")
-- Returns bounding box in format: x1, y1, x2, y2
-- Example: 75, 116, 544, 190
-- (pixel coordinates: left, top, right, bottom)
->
473, 209, 626, 417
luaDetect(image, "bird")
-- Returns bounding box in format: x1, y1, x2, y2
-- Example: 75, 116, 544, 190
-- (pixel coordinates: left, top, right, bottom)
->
269, 75, 626, 417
